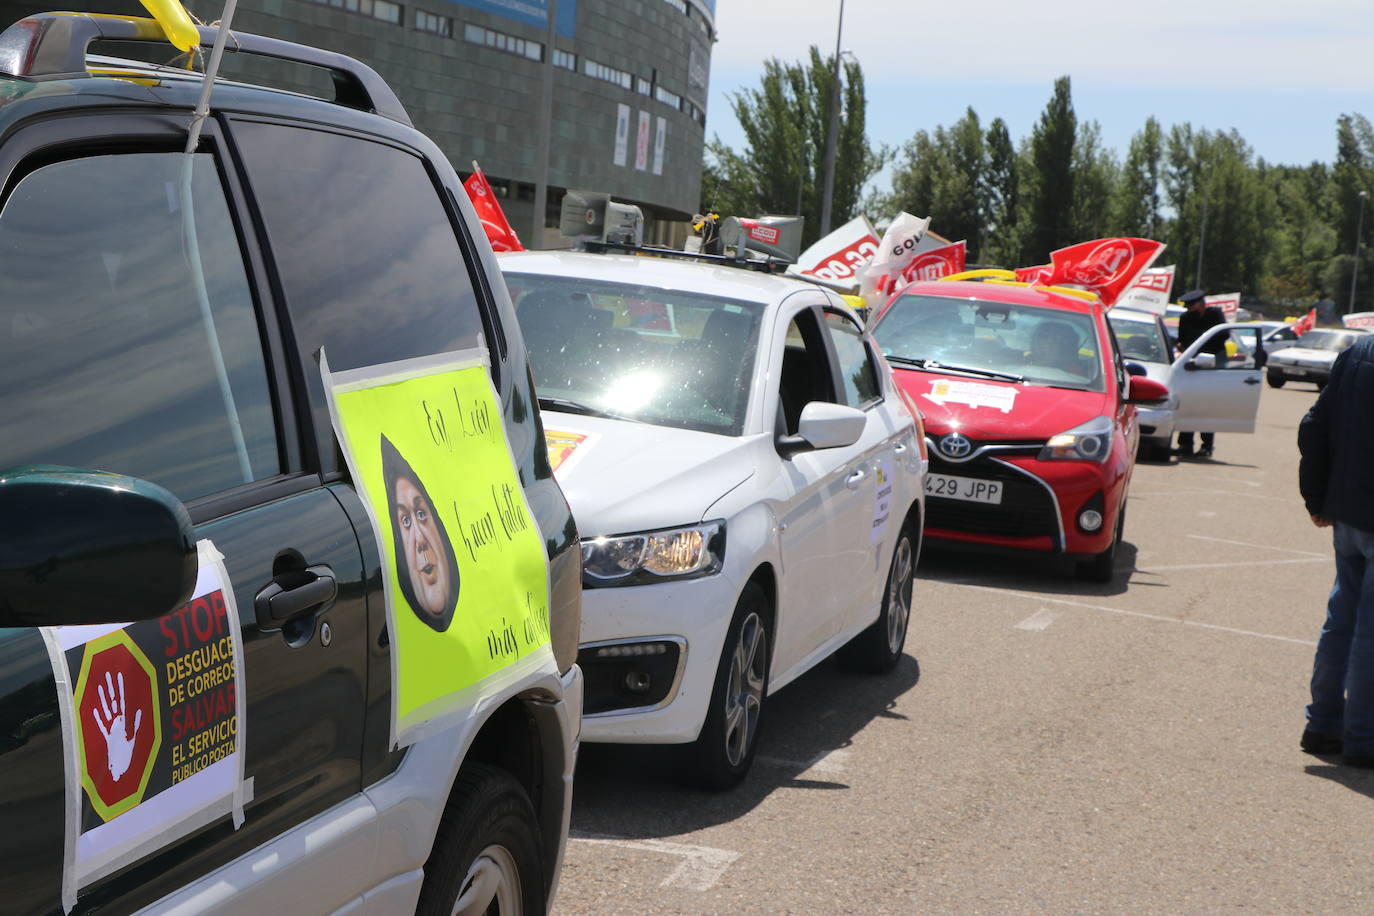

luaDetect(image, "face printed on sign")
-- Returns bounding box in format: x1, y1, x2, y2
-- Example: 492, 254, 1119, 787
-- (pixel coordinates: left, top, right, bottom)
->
383, 434, 460, 631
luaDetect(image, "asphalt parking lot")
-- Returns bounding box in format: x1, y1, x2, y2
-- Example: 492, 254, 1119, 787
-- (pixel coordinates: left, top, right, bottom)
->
554, 379, 1371, 915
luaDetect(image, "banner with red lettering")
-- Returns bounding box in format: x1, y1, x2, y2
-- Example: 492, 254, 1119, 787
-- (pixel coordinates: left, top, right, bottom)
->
1036, 237, 1164, 306
1292, 307, 1317, 336
1115, 264, 1176, 314
1205, 292, 1242, 322
1343, 311, 1374, 329
43, 540, 247, 908
464, 161, 524, 253
1015, 264, 1052, 284
787, 215, 880, 292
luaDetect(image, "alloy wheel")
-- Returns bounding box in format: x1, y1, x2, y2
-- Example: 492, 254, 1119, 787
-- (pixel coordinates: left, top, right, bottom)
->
452, 843, 522, 916
723, 611, 766, 767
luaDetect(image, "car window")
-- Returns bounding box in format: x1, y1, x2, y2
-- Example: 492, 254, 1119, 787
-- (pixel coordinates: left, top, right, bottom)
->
777, 308, 836, 436
824, 310, 881, 407
230, 122, 486, 462
873, 293, 1106, 392
1108, 315, 1170, 363
505, 271, 764, 436
0, 153, 279, 501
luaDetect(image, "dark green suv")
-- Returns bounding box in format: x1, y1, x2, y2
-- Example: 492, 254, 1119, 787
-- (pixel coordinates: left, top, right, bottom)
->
0, 13, 582, 915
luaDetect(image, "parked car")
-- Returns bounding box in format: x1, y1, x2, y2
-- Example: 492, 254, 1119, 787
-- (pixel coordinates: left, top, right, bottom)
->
500, 249, 926, 788
868, 276, 1169, 582
1264, 328, 1372, 388
0, 13, 580, 915
1108, 309, 1270, 460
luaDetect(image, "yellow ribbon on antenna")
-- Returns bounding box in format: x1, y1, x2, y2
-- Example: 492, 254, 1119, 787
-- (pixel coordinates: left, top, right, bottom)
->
137, 0, 200, 52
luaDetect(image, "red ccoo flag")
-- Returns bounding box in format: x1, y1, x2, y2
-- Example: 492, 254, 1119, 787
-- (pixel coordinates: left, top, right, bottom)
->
463, 161, 523, 252
897, 240, 967, 284
1037, 237, 1164, 306
1015, 263, 1052, 284
1292, 307, 1317, 336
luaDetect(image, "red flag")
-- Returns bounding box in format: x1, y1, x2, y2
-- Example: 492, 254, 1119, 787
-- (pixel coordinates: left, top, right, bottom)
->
1015, 264, 1052, 283
463, 161, 523, 252
1038, 237, 1164, 306
897, 240, 967, 284
1292, 307, 1317, 336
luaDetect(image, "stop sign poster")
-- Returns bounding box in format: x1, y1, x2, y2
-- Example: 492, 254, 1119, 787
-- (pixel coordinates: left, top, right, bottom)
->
42, 539, 247, 906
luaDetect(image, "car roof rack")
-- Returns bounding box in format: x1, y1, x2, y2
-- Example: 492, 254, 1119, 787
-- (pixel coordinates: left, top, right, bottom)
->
0, 12, 410, 125
940, 268, 1100, 304
581, 239, 789, 274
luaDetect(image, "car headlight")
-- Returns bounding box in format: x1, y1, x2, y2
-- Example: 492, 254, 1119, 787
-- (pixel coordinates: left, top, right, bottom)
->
581, 520, 725, 587
1039, 416, 1114, 463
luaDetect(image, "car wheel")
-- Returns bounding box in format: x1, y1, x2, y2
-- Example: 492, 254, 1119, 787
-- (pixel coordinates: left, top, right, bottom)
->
682, 583, 769, 790
840, 525, 916, 674
1075, 507, 1123, 584
416, 763, 545, 916
1266, 370, 1286, 388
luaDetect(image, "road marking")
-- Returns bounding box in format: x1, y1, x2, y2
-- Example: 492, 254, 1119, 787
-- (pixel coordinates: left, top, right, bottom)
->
1131, 487, 1295, 504
1015, 609, 1059, 631
1186, 533, 1326, 558
1145, 557, 1328, 571
570, 835, 740, 891
947, 581, 1317, 647
757, 747, 851, 776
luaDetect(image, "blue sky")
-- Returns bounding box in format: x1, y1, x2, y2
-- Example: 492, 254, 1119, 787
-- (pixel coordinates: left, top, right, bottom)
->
704, 0, 1372, 193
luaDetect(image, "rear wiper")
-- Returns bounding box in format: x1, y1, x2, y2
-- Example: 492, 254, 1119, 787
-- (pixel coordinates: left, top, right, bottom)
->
883, 355, 1023, 383
538, 396, 645, 423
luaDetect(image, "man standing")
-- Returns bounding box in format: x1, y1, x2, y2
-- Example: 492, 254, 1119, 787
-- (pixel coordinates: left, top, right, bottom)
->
1175, 289, 1228, 458
1297, 332, 1374, 767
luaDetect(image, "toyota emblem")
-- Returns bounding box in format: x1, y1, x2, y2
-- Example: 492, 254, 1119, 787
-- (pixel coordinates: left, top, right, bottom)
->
939, 433, 973, 459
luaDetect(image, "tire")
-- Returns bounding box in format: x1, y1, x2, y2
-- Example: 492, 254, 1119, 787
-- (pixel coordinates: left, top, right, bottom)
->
682, 583, 770, 790
416, 763, 545, 916
1076, 506, 1124, 584
839, 525, 916, 674
1266, 370, 1286, 388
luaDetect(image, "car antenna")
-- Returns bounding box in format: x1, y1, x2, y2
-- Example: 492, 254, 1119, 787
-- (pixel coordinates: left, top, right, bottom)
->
180, 0, 239, 154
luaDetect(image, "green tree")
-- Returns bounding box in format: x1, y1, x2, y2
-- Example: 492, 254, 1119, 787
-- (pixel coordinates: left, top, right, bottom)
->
982, 117, 1019, 265
1018, 75, 1077, 263
885, 108, 985, 255
1331, 114, 1374, 313
1069, 120, 1118, 241
701, 48, 886, 247
1111, 117, 1164, 239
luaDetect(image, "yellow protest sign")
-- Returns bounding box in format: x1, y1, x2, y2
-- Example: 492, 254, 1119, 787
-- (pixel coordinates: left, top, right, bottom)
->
324, 350, 550, 747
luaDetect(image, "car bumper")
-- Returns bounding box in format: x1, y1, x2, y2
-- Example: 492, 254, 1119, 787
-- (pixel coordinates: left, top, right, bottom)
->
1135, 404, 1175, 440
576, 573, 741, 744
1271, 363, 1330, 381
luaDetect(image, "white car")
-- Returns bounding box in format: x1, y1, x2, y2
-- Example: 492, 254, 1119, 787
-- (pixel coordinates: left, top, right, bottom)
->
500, 250, 926, 788
1109, 309, 1269, 459
1264, 328, 1372, 388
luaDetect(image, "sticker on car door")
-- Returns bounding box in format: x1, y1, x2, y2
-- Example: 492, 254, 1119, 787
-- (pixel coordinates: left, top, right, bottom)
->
870, 457, 895, 544
324, 348, 551, 749
42, 539, 249, 912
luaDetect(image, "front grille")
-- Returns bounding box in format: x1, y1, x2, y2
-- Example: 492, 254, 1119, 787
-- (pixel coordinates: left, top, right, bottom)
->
926, 455, 1059, 540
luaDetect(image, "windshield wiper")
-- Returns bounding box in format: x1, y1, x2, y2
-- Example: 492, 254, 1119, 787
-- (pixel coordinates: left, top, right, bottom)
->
883, 356, 1024, 383
538, 396, 645, 423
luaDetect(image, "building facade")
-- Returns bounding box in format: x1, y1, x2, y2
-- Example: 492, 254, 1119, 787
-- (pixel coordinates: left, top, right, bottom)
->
0, 0, 714, 246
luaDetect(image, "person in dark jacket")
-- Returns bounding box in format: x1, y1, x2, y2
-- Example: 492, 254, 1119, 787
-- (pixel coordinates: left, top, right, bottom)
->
1175, 289, 1229, 458
1297, 332, 1374, 766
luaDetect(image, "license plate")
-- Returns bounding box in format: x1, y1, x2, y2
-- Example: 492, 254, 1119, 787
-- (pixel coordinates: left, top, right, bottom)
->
925, 473, 1003, 504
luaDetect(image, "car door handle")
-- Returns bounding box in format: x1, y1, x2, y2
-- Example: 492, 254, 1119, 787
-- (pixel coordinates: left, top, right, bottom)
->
893, 442, 907, 454
255, 564, 337, 627
846, 468, 867, 489
1244, 377, 1260, 385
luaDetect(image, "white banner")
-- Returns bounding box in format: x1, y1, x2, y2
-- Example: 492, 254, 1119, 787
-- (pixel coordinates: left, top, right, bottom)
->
1205, 292, 1242, 322
856, 212, 932, 306
613, 103, 629, 167
1343, 311, 1374, 329
652, 116, 666, 176
634, 110, 651, 171
1115, 264, 1175, 314
785, 215, 880, 292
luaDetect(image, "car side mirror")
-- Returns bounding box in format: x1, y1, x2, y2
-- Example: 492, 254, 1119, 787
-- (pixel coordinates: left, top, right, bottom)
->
1123, 361, 1148, 377
1183, 359, 1199, 371
0, 467, 197, 627
1126, 376, 1170, 405
777, 402, 867, 458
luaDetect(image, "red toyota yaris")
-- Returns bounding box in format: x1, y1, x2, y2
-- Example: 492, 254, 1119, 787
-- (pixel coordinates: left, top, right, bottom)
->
869, 274, 1168, 581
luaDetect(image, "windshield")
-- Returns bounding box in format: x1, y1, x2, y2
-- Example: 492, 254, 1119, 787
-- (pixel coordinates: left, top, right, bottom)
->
505, 272, 764, 436
872, 293, 1106, 392
1299, 330, 1364, 351
1109, 313, 1170, 363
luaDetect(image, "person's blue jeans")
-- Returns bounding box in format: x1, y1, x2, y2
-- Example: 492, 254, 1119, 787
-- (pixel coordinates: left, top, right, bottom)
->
1308, 522, 1374, 753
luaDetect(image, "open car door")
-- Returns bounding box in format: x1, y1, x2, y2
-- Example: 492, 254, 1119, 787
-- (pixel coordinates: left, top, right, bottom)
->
1168, 324, 1265, 434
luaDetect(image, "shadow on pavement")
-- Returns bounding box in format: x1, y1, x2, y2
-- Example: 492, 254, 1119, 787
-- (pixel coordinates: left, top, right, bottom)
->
1304, 762, 1374, 799
570, 652, 922, 838
917, 540, 1140, 599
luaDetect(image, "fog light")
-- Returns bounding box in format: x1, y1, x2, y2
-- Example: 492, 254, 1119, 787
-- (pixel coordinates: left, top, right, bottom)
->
623, 671, 652, 693
1079, 509, 1103, 532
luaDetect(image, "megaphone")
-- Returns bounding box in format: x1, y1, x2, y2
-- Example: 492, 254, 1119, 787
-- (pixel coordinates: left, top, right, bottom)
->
559, 190, 644, 246
719, 216, 803, 263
